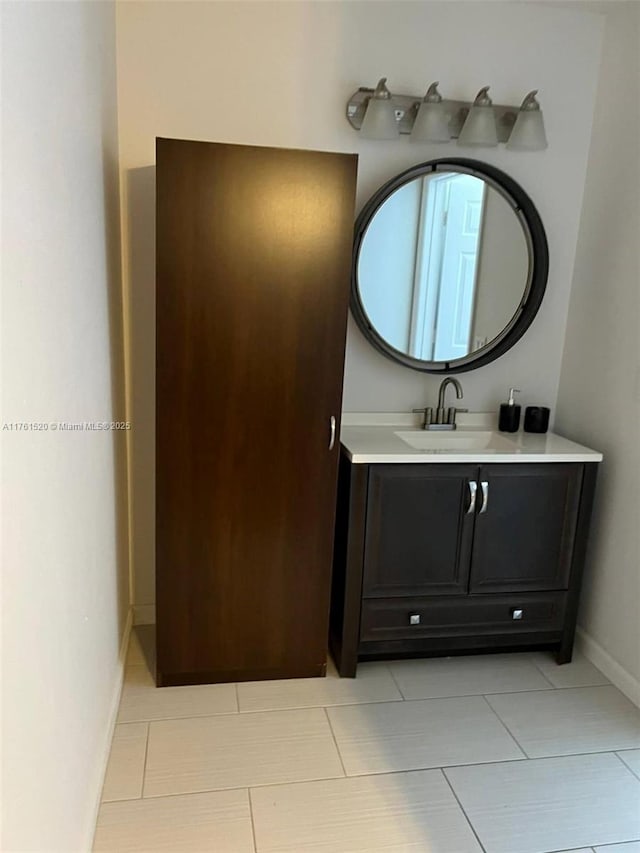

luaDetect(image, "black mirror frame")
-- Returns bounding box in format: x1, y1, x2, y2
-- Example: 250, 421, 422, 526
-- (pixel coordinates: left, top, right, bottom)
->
351, 158, 549, 373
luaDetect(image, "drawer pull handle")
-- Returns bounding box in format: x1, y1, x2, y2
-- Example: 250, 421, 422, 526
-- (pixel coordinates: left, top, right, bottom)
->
329, 415, 336, 450
511, 608, 524, 620
479, 481, 489, 514
409, 613, 421, 625
467, 481, 478, 514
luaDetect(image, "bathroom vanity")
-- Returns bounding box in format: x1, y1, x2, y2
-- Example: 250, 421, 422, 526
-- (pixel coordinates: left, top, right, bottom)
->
332, 157, 603, 677
330, 415, 602, 677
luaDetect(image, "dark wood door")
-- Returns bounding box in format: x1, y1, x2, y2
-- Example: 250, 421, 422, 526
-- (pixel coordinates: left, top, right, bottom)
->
363, 464, 478, 598
156, 138, 357, 685
469, 463, 583, 593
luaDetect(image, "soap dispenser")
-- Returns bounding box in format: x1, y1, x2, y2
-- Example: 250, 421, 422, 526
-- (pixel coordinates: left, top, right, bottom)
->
499, 388, 521, 432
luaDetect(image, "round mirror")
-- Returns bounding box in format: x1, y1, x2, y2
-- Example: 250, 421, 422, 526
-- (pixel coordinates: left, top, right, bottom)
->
352, 158, 548, 372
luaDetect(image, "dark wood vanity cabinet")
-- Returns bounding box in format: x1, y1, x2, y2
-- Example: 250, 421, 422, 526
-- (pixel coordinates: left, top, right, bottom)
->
330, 454, 598, 677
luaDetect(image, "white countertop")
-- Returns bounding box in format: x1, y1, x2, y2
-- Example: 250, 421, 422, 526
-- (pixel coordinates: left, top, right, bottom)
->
340, 413, 603, 464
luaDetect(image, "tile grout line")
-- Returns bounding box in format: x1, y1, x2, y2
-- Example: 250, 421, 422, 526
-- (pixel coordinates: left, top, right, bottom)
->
527, 656, 559, 689
323, 707, 348, 777
440, 767, 487, 853
526, 680, 609, 691
101, 723, 149, 806
119, 678, 618, 725
119, 700, 407, 724
367, 686, 562, 704
234, 681, 616, 712
109, 745, 638, 803
237, 695, 405, 715
385, 664, 408, 700
140, 721, 151, 798
470, 683, 613, 699
134, 772, 347, 800
119, 681, 620, 725
480, 694, 531, 759
247, 788, 258, 853
123, 696, 407, 725
613, 750, 640, 781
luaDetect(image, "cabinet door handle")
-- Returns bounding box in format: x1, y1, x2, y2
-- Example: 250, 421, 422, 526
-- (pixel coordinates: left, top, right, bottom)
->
467, 481, 477, 514
480, 481, 489, 514
329, 415, 336, 450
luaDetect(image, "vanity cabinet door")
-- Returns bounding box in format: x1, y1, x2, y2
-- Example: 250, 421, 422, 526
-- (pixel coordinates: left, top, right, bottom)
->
363, 464, 478, 598
469, 463, 583, 593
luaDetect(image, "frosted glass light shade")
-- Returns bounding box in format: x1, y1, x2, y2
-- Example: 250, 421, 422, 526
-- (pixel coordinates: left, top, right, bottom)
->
411, 102, 450, 143
457, 105, 498, 147
507, 109, 548, 150
360, 98, 399, 140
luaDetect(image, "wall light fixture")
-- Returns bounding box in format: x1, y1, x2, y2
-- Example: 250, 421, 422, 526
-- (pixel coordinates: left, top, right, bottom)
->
457, 86, 498, 147
358, 77, 399, 140
411, 82, 451, 144
507, 90, 549, 151
347, 79, 548, 150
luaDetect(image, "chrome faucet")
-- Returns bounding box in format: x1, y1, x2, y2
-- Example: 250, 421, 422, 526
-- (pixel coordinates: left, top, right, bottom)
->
413, 377, 466, 430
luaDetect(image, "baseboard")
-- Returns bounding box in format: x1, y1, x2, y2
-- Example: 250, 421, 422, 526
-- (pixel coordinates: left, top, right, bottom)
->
85, 606, 133, 850
133, 603, 156, 625
576, 626, 640, 708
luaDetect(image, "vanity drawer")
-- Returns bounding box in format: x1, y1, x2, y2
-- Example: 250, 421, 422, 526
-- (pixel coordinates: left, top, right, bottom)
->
360, 592, 567, 642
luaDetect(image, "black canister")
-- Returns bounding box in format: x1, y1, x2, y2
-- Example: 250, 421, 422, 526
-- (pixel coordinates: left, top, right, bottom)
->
524, 406, 550, 433
498, 387, 521, 432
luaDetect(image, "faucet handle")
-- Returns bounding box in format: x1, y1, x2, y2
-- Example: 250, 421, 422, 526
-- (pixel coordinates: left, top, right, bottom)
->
447, 406, 469, 426
412, 407, 433, 428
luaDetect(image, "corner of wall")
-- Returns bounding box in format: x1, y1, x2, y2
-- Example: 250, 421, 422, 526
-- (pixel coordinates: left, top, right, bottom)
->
86, 608, 133, 849
556, 1, 640, 694
576, 627, 640, 708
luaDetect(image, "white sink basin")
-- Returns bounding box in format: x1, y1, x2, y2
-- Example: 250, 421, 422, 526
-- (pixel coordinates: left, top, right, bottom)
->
394, 430, 519, 452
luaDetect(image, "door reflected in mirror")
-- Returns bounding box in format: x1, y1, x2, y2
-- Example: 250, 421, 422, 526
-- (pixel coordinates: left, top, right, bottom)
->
356, 169, 533, 365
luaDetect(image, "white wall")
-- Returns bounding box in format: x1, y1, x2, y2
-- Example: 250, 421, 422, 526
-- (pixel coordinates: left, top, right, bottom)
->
115, 1, 603, 608
1, 2, 129, 849
555, 2, 640, 702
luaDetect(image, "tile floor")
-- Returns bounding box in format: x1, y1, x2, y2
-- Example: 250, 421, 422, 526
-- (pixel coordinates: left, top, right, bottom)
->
93, 627, 640, 852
